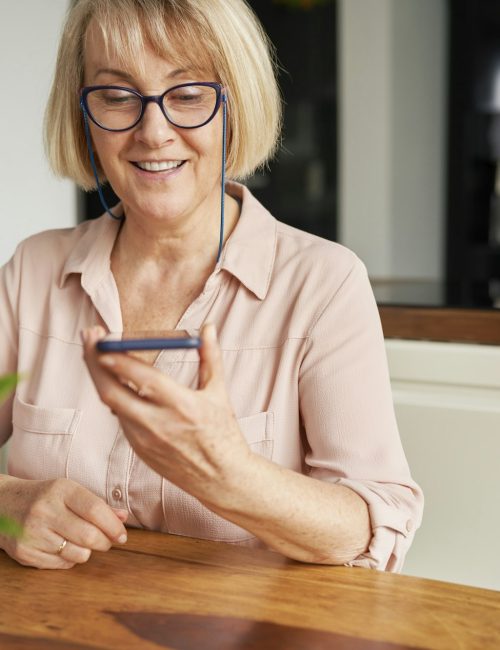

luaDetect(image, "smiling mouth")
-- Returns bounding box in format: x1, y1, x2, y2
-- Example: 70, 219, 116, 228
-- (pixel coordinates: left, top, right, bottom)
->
132, 160, 185, 172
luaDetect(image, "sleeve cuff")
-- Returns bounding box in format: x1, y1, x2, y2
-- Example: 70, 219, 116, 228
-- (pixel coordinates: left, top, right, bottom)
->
334, 478, 421, 572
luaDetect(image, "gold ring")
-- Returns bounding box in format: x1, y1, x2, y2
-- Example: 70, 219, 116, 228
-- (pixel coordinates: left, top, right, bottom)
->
56, 538, 67, 555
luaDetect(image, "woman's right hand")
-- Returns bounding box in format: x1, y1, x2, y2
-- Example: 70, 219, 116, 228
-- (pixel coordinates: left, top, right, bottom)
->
0, 476, 128, 569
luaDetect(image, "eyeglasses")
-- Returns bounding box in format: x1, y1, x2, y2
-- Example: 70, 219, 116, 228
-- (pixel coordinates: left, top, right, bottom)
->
80, 82, 223, 132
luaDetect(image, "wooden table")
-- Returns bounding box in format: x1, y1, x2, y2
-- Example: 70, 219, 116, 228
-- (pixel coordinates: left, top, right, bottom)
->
0, 529, 499, 649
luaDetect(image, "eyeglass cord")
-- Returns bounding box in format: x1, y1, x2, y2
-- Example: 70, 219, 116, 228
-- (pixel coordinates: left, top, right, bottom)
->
80, 95, 227, 264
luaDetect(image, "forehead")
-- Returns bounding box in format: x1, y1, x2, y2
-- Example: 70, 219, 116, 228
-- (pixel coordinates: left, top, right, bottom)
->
83, 17, 215, 81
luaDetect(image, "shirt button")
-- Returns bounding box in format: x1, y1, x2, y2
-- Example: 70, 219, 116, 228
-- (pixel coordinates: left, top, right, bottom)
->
112, 487, 122, 501
406, 519, 413, 533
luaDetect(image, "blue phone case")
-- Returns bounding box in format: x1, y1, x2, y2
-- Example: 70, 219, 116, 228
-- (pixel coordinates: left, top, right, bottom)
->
96, 336, 201, 352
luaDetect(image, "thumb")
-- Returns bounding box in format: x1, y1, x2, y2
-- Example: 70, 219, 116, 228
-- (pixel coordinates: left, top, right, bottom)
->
198, 323, 224, 390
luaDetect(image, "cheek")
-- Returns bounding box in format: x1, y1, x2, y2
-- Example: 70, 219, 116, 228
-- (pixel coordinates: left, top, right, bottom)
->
90, 128, 125, 169
188, 130, 223, 169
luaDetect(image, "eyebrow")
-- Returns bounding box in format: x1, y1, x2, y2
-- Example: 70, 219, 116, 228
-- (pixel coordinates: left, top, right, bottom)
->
94, 67, 195, 83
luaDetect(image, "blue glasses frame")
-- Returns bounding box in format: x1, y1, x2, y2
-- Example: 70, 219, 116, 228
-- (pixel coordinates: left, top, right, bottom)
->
79, 80, 228, 263
80, 81, 223, 132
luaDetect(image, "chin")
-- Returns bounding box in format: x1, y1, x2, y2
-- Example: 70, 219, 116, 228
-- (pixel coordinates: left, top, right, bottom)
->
126, 198, 191, 223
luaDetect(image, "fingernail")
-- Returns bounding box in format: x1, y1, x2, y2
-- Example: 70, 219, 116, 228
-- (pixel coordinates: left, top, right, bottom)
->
118, 534, 127, 544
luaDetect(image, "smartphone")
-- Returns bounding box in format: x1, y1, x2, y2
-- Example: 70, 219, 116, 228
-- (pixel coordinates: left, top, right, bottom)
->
96, 333, 201, 352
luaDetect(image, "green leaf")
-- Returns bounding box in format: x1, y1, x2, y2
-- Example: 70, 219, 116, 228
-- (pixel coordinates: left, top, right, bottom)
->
0, 516, 23, 538
0, 373, 19, 403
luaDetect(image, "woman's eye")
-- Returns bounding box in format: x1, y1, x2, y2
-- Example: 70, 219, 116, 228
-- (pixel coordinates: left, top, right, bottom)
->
173, 93, 200, 102
104, 93, 135, 104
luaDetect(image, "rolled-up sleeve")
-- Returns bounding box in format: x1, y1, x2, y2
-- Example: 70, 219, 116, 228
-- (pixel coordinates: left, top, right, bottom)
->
298, 256, 423, 572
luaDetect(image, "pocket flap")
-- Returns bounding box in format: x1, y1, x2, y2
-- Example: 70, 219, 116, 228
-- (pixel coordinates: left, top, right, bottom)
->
12, 395, 81, 435
237, 411, 273, 445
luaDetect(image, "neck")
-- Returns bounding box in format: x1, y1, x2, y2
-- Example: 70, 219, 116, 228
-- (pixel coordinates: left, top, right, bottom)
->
111, 192, 240, 276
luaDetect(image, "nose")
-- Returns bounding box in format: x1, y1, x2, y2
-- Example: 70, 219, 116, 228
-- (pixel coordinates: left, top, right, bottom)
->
134, 100, 176, 147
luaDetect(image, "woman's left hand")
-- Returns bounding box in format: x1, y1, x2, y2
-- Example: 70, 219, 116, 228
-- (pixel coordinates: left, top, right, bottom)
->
82, 324, 252, 503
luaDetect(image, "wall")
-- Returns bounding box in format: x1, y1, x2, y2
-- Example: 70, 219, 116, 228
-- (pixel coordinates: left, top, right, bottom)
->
387, 339, 500, 591
0, 0, 75, 470
0, 0, 75, 266
338, 0, 447, 281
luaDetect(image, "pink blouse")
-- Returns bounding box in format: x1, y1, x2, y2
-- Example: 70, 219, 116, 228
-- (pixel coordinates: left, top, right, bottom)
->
0, 182, 423, 571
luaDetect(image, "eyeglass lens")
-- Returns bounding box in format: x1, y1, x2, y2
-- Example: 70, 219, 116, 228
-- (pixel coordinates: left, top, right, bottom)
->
85, 84, 218, 130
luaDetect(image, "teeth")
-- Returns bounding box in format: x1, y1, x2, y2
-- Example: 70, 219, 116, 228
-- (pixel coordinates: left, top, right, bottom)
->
136, 160, 183, 172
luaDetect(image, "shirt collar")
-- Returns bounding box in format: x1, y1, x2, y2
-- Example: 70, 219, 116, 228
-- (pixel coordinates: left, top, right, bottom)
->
220, 181, 277, 300
60, 182, 277, 301
59, 208, 123, 292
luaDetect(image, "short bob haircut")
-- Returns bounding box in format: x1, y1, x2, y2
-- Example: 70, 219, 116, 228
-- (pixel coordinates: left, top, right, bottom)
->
45, 0, 282, 190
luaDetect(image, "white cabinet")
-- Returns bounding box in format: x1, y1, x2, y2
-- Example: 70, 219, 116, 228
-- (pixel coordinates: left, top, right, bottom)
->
387, 339, 500, 590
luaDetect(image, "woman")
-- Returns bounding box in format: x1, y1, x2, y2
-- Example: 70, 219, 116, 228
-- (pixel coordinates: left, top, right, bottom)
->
0, 0, 422, 570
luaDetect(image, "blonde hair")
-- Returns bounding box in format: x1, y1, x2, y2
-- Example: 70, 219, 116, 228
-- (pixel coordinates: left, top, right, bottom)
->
45, 0, 282, 190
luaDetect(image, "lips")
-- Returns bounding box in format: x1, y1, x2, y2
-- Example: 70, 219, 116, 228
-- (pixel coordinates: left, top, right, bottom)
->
132, 160, 185, 172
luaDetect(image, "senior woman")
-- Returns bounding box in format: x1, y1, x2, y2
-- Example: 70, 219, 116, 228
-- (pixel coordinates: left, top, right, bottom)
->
0, 0, 422, 570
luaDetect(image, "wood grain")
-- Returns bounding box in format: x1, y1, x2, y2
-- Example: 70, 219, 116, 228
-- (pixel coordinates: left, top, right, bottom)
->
0, 529, 499, 650
379, 306, 500, 345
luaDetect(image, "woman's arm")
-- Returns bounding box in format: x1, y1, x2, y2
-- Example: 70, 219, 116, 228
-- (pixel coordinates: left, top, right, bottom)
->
84, 324, 372, 565
199, 453, 371, 564
296, 258, 423, 570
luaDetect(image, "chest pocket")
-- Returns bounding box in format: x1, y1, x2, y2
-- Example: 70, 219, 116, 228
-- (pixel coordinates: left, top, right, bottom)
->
237, 410, 274, 460
8, 395, 81, 481
161, 411, 274, 543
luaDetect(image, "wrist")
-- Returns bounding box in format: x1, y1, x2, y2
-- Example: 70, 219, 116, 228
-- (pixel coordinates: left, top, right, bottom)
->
201, 449, 270, 515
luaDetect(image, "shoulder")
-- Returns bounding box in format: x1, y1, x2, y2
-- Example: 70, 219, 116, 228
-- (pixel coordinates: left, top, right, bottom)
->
269, 222, 382, 343
267, 220, 372, 338
10, 217, 101, 259
3, 217, 110, 283
275, 220, 363, 282
272, 220, 369, 312
233, 181, 366, 293
232, 182, 372, 331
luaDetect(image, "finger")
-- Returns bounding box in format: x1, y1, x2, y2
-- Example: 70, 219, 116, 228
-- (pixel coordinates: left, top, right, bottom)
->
29, 553, 76, 570
81, 326, 120, 402
82, 326, 162, 416
112, 508, 129, 523
81, 325, 107, 356
40, 554, 76, 570
198, 323, 224, 391
97, 351, 188, 408
56, 539, 92, 565
64, 487, 127, 545
10, 542, 76, 570
55, 508, 115, 551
